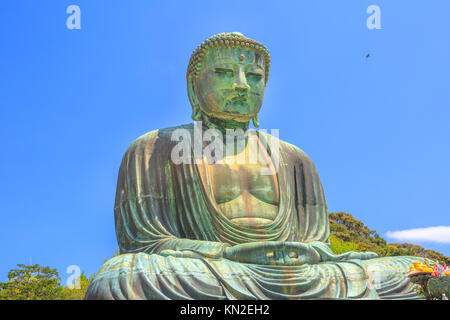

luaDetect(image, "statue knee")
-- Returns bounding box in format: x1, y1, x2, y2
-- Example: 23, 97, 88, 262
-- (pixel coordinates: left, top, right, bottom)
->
87, 252, 225, 299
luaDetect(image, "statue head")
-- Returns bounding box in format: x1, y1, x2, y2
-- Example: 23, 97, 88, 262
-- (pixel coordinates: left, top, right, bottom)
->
187, 32, 271, 127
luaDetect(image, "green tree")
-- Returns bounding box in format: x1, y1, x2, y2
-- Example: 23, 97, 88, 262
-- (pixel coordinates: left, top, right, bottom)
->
0, 264, 62, 300
329, 234, 361, 254
59, 271, 92, 300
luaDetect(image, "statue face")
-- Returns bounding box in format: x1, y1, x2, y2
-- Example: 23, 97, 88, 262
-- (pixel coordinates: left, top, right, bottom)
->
194, 46, 266, 122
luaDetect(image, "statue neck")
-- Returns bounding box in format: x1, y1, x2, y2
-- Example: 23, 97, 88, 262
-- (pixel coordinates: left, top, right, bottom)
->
200, 113, 250, 135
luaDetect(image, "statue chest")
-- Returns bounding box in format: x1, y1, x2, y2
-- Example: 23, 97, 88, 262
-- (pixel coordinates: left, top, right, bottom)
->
198, 136, 280, 227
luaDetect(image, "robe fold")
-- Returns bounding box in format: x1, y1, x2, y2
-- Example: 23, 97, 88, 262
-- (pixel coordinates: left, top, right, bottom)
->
86, 123, 424, 300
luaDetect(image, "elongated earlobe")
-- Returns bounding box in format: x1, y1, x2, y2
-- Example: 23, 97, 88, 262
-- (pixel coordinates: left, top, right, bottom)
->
192, 105, 202, 121
187, 77, 202, 121
252, 115, 260, 128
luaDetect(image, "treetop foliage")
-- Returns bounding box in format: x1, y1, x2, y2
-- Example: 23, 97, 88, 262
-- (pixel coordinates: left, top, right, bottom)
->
0, 264, 61, 300
0, 264, 92, 300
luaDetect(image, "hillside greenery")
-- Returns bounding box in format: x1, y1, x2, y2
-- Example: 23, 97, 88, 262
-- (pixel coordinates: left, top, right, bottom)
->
329, 211, 449, 264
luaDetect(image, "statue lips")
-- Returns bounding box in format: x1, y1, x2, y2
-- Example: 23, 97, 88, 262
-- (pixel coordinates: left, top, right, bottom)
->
231, 96, 248, 103
224, 95, 251, 114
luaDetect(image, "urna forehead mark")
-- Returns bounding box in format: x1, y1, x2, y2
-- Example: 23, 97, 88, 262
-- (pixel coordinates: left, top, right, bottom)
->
204, 46, 265, 69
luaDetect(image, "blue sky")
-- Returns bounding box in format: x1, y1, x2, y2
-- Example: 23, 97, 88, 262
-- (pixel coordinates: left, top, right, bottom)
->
0, 1, 449, 283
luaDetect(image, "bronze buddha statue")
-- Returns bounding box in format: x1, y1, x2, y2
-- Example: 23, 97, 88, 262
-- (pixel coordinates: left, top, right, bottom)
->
86, 32, 425, 300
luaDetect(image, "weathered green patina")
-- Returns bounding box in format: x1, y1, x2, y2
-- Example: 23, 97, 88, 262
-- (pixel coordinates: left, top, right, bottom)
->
86, 33, 426, 300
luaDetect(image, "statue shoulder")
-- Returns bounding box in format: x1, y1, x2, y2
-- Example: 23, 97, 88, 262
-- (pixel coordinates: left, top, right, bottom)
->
283, 140, 314, 164
256, 130, 315, 166
123, 123, 193, 158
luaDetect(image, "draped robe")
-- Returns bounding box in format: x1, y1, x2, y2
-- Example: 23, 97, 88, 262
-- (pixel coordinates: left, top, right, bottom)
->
85, 123, 424, 300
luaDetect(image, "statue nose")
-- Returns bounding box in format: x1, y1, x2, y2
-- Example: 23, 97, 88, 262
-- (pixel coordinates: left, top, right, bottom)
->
232, 70, 250, 93
232, 83, 250, 93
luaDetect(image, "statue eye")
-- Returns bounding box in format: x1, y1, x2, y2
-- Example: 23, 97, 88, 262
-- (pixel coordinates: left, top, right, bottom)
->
246, 72, 263, 80
215, 68, 234, 76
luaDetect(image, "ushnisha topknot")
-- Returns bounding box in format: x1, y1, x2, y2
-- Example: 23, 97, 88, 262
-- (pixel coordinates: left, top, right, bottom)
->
187, 32, 271, 85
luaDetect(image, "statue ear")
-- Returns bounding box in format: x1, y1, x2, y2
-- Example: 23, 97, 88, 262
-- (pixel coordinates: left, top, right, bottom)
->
187, 76, 202, 121
252, 114, 260, 128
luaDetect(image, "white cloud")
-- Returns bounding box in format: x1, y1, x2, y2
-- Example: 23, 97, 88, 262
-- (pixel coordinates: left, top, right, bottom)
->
386, 226, 450, 244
